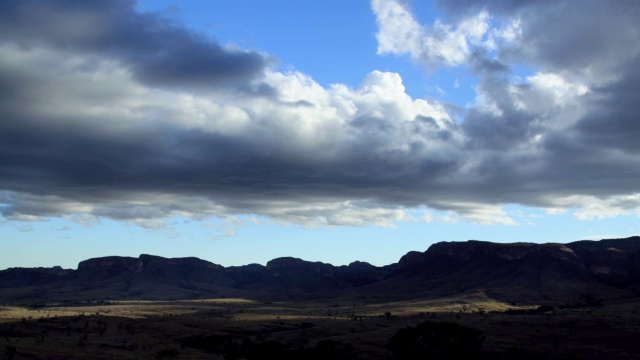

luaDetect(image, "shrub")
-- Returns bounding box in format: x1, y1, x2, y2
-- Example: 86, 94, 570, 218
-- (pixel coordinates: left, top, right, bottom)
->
388, 321, 484, 360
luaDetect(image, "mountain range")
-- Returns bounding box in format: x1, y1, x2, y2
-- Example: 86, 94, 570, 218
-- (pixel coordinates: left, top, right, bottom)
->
1, 236, 639, 305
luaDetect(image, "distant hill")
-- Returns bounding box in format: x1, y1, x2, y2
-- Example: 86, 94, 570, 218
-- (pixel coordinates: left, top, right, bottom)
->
368, 239, 636, 304
0, 266, 72, 288
1, 236, 639, 305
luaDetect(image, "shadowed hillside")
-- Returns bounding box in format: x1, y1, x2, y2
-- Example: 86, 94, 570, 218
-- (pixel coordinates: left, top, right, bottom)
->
1, 237, 639, 304
369, 240, 634, 304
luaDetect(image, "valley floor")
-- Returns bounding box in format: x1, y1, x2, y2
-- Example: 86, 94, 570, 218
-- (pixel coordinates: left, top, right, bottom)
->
1, 295, 640, 359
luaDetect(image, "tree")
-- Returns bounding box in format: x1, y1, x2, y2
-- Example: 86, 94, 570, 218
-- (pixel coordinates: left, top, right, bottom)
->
6, 346, 17, 360
388, 321, 484, 360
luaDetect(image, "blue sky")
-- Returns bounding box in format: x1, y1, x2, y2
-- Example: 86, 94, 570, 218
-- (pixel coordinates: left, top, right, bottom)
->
1, 0, 639, 269
136, 0, 476, 105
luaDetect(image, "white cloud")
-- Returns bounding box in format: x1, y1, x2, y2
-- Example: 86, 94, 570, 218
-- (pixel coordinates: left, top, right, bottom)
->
372, 0, 424, 59
485, 18, 522, 49
131, 218, 168, 230
523, 72, 589, 110
573, 194, 640, 220
438, 212, 460, 224
372, 0, 492, 68
460, 207, 516, 225
535, 194, 640, 221
431, 202, 516, 225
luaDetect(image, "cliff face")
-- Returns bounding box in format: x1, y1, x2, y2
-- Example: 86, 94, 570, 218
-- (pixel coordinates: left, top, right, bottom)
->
74, 256, 141, 281
2, 237, 639, 303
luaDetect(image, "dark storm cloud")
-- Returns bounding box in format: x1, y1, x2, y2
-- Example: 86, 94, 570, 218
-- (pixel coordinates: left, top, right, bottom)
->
433, 0, 640, 202
461, 78, 538, 150
572, 60, 640, 152
0, 0, 268, 90
0, 0, 639, 226
468, 50, 510, 75
438, 0, 640, 76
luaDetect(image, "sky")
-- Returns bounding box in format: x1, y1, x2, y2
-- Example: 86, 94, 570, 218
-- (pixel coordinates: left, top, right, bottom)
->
1, 0, 639, 270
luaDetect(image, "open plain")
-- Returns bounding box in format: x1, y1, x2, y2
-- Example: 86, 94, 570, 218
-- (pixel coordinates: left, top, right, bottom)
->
2, 293, 640, 359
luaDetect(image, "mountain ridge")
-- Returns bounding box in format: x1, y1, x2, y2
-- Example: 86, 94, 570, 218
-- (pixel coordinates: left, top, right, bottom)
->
1, 236, 639, 304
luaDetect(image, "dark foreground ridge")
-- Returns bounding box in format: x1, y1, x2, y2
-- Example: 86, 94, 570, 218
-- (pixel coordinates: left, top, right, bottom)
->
1, 236, 639, 304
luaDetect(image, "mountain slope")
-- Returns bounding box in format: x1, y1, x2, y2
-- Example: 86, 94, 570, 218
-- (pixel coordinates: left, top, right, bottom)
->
1, 237, 639, 304
367, 240, 633, 304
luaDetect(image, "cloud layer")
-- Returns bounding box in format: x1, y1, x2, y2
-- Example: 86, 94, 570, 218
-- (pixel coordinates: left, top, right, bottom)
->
0, 0, 639, 227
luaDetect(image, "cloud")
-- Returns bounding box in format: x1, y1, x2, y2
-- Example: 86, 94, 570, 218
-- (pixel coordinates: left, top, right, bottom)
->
373, 0, 640, 216
437, 203, 516, 225
438, 212, 460, 224
422, 212, 433, 223
0, 0, 268, 91
0, 0, 639, 228
372, 0, 491, 67
573, 195, 640, 221
0, 35, 460, 226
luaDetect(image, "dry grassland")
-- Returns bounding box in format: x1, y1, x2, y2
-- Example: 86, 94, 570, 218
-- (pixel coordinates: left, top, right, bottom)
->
1, 294, 639, 359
